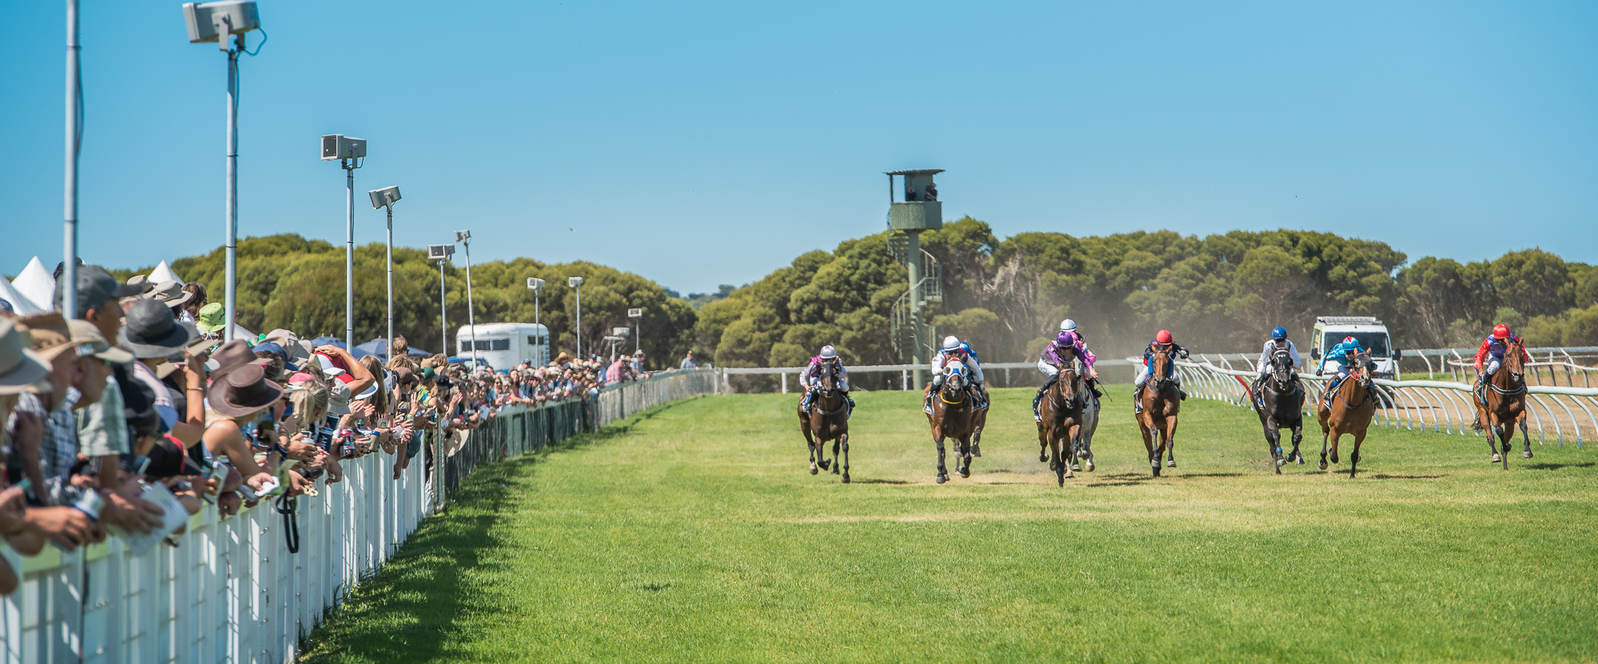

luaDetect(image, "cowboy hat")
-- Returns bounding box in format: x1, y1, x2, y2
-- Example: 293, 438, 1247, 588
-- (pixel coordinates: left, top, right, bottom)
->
0, 318, 50, 394
118, 299, 197, 359
145, 281, 193, 309
206, 362, 283, 418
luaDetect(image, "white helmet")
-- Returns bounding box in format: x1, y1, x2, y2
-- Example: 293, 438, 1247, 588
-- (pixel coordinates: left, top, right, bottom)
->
942, 335, 961, 351
819, 345, 837, 359
1060, 318, 1077, 333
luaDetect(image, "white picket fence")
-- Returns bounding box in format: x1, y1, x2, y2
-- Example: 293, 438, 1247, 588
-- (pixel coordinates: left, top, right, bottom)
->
1, 368, 721, 663
1176, 357, 1598, 448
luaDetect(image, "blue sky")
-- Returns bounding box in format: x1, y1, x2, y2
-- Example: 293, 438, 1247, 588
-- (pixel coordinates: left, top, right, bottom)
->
3, 1, 1596, 294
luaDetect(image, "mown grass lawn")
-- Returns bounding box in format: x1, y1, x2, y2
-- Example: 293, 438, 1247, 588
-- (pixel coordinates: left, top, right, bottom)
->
299, 387, 1598, 663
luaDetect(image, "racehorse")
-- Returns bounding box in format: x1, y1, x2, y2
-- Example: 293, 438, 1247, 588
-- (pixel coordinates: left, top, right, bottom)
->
1475, 337, 1531, 468
1035, 348, 1085, 486
798, 359, 851, 483
1317, 351, 1376, 478
1135, 345, 1182, 477
926, 360, 982, 484
1252, 348, 1305, 474
1071, 386, 1100, 473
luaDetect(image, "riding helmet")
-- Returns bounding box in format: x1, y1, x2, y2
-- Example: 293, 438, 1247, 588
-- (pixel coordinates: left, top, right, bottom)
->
1492, 323, 1510, 340
1271, 326, 1287, 340
1343, 336, 1356, 344
1155, 329, 1173, 345
942, 335, 961, 351
819, 345, 837, 359
1059, 318, 1077, 333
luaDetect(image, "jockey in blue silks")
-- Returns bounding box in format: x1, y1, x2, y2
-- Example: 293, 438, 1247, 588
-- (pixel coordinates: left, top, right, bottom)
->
1321, 335, 1365, 406
926, 335, 987, 414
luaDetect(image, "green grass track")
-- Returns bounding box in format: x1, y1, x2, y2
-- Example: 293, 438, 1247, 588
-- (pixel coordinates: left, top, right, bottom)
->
300, 387, 1598, 663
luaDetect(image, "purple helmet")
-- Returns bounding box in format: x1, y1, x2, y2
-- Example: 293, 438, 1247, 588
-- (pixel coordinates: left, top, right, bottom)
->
1056, 330, 1078, 346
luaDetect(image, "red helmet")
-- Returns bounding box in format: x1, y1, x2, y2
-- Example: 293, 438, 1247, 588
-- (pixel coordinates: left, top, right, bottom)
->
1154, 329, 1173, 345
1492, 324, 1510, 340
1343, 336, 1356, 344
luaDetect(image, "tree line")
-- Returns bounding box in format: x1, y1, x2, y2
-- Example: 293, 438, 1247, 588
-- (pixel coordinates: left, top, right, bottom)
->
113, 226, 1597, 372
693, 219, 1598, 368
112, 234, 696, 365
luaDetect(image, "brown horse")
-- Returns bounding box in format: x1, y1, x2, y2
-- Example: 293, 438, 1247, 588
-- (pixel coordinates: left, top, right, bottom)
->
1317, 351, 1377, 478
1136, 346, 1182, 477
1035, 349, 1085, 486
798, 360, 851, 483
926, 360, 982, 484
1475, 338, 1532, 468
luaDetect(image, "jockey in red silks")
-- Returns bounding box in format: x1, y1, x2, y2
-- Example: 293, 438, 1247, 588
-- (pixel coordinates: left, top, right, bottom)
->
1133, 329, 1189, 412
799, 345, 853, 414
1471, 323, 1530, 428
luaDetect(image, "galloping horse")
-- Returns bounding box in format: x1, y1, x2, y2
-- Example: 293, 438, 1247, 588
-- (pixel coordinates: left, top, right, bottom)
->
1036, 349, 1085, 486
798, 360, 851, 483
1476, 337, 1531, 468
1070, 387, 1100, 473
1317, 351, 1376, 478
1253, 349, 1305, 473
1136, 345, 1182, 477
927, 360, 981, 484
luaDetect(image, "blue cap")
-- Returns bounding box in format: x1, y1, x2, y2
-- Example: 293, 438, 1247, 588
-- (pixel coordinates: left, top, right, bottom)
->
252, 341, 286, 359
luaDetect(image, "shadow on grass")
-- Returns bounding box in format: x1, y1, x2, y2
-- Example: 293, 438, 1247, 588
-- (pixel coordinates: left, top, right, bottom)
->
852, 478, 910, 485
300, 400, 696, 662
1523, 461, 1596, 471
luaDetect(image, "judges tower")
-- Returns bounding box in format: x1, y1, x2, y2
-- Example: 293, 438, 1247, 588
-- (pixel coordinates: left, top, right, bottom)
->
885, 169, 944, 389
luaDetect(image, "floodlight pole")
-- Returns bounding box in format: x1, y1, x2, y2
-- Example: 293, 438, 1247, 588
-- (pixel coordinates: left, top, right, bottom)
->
459, 234, 477, 364
343, 160, 355, 350
574, 283, 582, 359
437, 258, 448, 353
384, 203, 393, 358
62, 0, 80, 319
223, 37, 240, 341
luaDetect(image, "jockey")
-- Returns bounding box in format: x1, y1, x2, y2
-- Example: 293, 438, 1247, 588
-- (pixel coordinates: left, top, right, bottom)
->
799, 345, 853, 414
1132, 329, 1189, 411
1474, 324, 1529, 384
1321, 335, 1365, 405
1254, 326, 1302, 386
926, 335, 986, 414
1032, 324, 1099, 422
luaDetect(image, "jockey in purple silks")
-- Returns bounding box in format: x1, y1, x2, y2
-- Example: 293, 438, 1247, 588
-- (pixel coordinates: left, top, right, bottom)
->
799, 345, 854, 414
1032, 320, 1102, 422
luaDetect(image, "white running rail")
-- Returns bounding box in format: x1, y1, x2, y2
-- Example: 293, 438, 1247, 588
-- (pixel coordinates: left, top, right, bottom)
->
1176, 356, 1598, 449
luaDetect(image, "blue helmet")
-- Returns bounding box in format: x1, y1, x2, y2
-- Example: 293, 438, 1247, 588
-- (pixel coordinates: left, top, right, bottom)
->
1271, 326, 1288, 340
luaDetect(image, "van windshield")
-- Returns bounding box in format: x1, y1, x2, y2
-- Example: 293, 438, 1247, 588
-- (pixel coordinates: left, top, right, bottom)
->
1322, 332, 1391, 357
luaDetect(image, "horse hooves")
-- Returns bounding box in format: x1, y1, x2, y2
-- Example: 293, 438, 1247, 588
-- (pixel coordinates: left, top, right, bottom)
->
1490, 454, 1502, 463
960, 469, 970, 479
1070, 463, 1081, 472
1329, 454, 1339, 464
810, 464, 818, 475
1295, 455, 1305, 464
841, 473, 850, 484
832, 465, 840, 475
1319, 460, 1329, 470
973, 445, 982, 458
818, 459, 831, 471
1085, 460, 1095, 472
1274, 465, 1282, 475
1524, 450, 1534, 459
936, 473, 948, 485
1038, 453, 1048, 463
1151, 467, 1161, 478
1166, 459, 1176, 468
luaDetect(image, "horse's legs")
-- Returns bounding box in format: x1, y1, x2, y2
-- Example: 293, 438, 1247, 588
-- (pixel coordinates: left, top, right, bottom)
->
1488, 420, 1504, 464
1520, 416, 1533, 459
934, 435, 949, 484
1348, 429, 1365, 478
1139, 420, 1159, 477
1263, 418, 1282, 474
1036, 418, 1049, 463
1329, 426, 1341, 465
802, 419, 818, 474
1318, 420, 1331, 471
832, 438, 842, 474
840, 433, 851, 484
1049, 430, 1066, 486
1162, 416, 1179, 471
957, 436, 972, 478
1284, 418, 1297, 462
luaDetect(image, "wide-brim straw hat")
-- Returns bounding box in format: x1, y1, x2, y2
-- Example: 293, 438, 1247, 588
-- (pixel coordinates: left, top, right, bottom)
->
0, 318, 50, 394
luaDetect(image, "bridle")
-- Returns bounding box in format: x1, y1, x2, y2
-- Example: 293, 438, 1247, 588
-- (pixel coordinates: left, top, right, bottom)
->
939, 363, 969, 407
1048, 351, 1083, 412
1489, 339, 1528, 397
1270, 349, 1298, 391
1150, 345, 1177, 390
1336, 352, 1374, 409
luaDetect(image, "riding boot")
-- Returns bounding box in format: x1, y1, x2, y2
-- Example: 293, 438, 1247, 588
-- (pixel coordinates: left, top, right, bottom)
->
1178, 389, 1188, 400
1033, 375, 1057, 422
923, 391, 934, 415
1089, 378, 1103, 399
1132, 384, 1145, 414
847, 395, 855, 418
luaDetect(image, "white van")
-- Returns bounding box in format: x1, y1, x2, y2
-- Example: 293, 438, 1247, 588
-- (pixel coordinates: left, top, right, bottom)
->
455, 323, 551, 371
1308, 316, 1401, 379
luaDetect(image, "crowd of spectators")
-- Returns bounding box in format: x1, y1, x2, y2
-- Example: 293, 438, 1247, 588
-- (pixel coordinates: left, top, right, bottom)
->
0, 261, 668, 594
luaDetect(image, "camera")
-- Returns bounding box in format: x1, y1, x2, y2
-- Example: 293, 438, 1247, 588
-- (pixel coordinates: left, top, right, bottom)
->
71, 489, 105, 521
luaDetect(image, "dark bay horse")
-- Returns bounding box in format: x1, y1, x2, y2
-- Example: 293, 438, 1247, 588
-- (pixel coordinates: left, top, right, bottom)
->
1317, 351, 1376, 478
927, 360, 981, 484
1036, 350, 1085, 486
1253, 349, 1305, 473
799, 360, 850, 483
1476, 338, 1531, 468
1136, 346, 1181, 477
